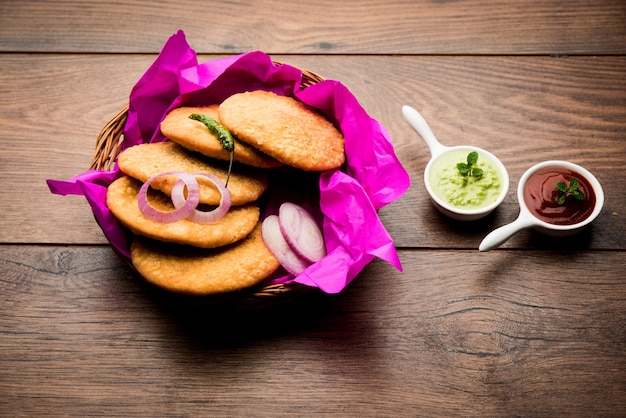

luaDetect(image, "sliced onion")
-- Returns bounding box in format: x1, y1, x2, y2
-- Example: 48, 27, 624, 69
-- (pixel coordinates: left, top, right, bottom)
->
262, 215, 311, 275
171, 173, 231, 224
278, 202, 326, 263
138, 172, 200, 223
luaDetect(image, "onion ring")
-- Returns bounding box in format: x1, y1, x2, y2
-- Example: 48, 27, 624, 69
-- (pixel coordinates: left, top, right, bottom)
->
171, 173, 232, 224
137, 172, 200, 223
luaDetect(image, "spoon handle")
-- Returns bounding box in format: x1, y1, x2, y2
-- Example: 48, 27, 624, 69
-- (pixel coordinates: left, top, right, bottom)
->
402, 105, 447, 156
479, 216, 535, 252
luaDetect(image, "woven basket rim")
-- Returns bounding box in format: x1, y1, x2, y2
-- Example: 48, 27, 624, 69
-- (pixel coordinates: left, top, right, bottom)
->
93, 61, 326, 308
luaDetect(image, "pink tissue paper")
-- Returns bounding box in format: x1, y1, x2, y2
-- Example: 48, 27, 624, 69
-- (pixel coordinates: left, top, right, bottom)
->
47, 30, 410, 294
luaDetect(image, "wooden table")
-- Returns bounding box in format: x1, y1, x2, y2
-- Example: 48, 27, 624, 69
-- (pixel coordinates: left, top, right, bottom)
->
1, 1, 625, 416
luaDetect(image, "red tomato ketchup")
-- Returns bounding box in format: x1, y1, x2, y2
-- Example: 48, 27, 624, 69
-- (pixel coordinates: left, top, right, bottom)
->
523, 166, 596, 225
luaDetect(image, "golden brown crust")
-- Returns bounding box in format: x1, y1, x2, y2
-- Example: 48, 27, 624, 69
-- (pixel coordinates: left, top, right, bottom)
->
160, 105, 283, 168
106, 176, 259, 248
131, 223, 280, 295
218, 90, 345, 171
117, 141, 267, 206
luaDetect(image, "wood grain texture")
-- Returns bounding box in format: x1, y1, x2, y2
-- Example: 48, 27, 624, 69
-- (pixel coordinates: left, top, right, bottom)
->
1, 1, 625, 416
0, 0, 625, 54
2, 54, 624, 248
1, 246, 624, 416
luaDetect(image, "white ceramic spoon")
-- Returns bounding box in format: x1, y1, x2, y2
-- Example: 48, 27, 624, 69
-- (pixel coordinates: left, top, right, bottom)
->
401, 105, 448, 157
402, 105, 509, 221
479, 160, 604, 251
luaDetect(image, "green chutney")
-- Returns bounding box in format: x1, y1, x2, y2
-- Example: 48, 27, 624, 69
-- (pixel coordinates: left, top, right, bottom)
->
429, 149, 502, 209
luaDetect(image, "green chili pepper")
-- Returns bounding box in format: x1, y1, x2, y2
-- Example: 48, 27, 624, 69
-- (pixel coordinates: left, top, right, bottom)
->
189, 113, 235, 186
189, 113, 234, 152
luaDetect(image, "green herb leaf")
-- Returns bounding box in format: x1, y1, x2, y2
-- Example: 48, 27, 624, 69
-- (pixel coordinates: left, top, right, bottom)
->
467, 151, 479, 166
555, 182, 568, 193
457, 151, 482, 179
457, 163, 470, 175
472, 167, 483, 178
554, 178, 585, 205
572, 189, 585, 200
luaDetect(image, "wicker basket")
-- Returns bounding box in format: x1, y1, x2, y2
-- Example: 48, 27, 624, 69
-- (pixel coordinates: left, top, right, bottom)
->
91, 63, 327, 310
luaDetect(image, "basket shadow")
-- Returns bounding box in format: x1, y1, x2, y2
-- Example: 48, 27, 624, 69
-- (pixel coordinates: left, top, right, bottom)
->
113, 253, 385, 352
138, 278, 341, 348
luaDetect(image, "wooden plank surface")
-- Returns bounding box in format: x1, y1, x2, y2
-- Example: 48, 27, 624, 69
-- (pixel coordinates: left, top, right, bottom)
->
1, 0, 625, 416
1, 245, 624, 416
1, 0, 625, 55
2, 54, 625, 248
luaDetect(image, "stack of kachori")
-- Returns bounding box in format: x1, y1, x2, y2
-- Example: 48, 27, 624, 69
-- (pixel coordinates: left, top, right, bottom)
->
106, 90, 345, 295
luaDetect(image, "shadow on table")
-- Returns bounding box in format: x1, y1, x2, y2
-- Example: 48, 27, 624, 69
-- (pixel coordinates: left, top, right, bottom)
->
434, 208, 597, 251
128, 273, 356, 348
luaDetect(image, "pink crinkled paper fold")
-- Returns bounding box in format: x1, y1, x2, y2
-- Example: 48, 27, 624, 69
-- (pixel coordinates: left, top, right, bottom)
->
47, 30, 410, 294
